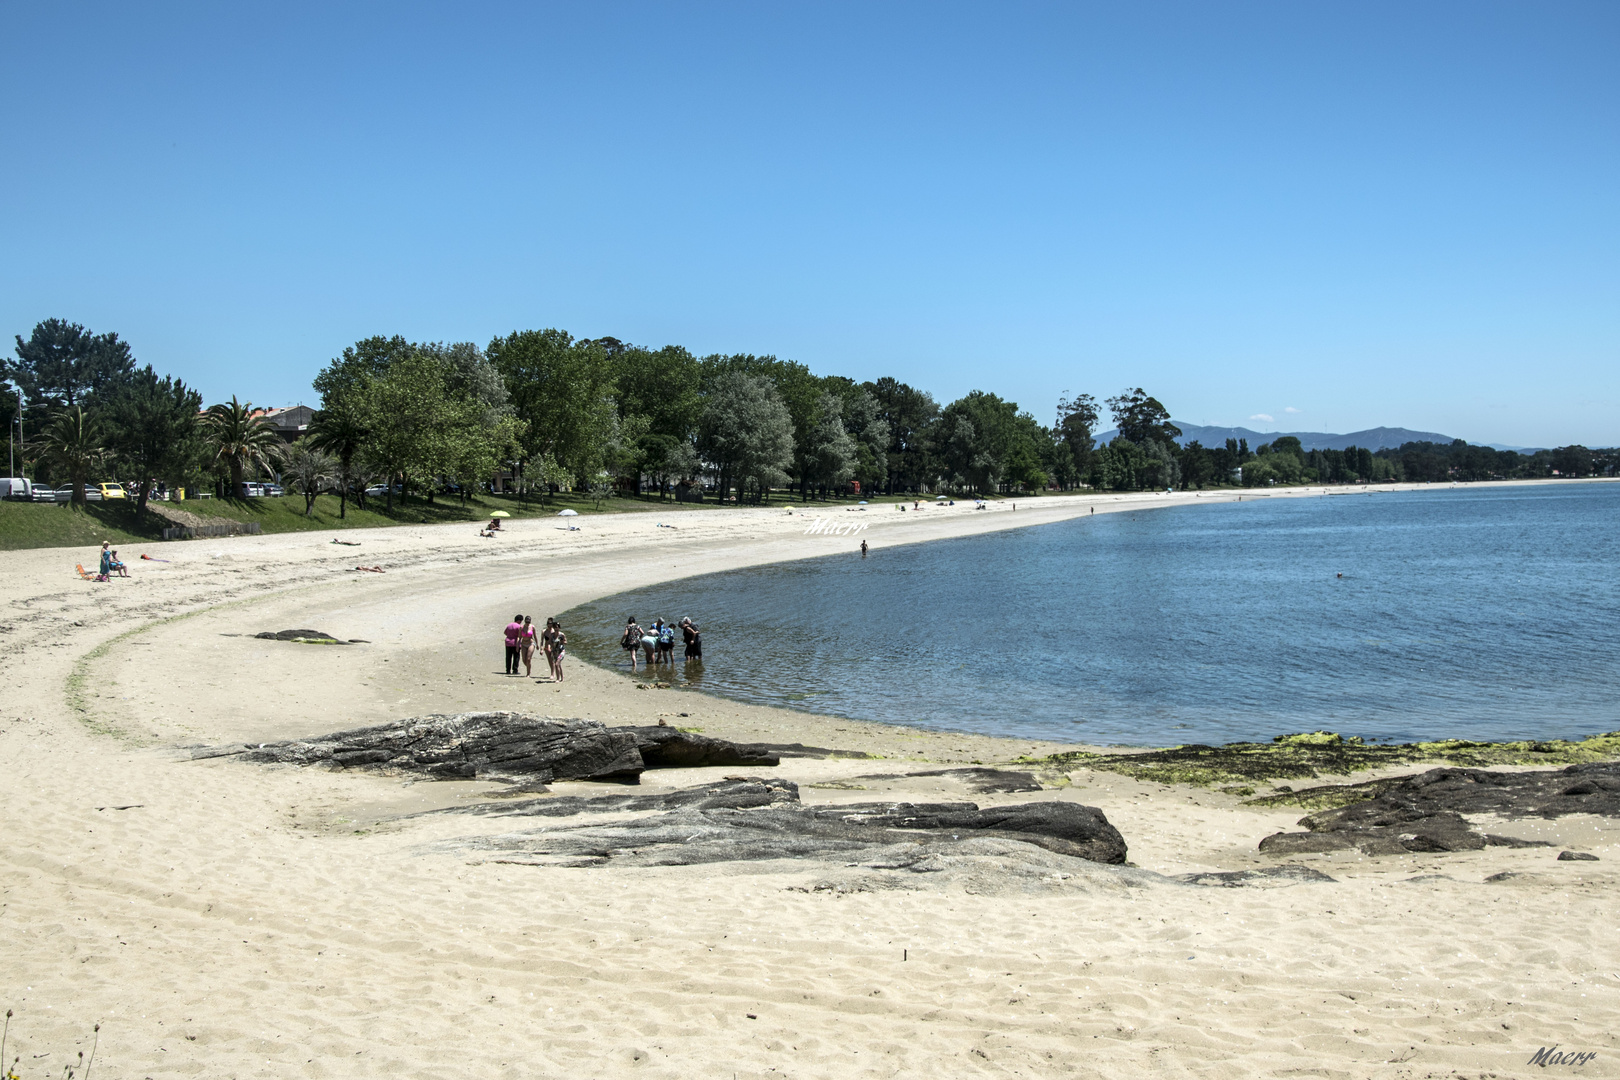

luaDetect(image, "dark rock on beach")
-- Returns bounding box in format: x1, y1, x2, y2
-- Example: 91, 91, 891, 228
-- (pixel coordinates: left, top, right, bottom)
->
1558, 850, 1599, 861
1258, 763, 1620, 857
202, 712, 779, 784
449, 775, 1129, 868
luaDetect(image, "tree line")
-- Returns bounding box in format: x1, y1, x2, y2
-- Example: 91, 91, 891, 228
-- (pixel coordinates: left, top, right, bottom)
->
5, 317, 1614, 513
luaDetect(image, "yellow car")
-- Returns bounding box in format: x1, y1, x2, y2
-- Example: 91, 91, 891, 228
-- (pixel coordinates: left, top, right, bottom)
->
97, 483, 128, 500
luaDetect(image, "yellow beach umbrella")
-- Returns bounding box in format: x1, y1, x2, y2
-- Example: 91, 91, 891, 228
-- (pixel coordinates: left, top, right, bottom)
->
489, 510, 511, 518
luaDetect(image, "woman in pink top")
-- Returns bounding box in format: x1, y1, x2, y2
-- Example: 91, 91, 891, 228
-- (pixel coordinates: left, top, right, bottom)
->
504, 614, 524, 675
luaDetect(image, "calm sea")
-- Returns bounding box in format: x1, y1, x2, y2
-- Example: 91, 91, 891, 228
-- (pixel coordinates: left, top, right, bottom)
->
560, 483, 1620, 746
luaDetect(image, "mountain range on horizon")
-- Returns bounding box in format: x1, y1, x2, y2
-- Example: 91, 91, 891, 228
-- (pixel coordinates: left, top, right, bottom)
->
1091, 422, 1542, 455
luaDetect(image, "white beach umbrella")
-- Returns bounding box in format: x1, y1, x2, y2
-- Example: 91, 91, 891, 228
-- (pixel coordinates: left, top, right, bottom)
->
557, 508, 579, 516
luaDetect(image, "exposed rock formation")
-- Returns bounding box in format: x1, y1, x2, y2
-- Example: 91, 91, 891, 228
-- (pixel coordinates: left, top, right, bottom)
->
443, 774, 1128, 867
203, 712, 779, 784
1259, 763, 1620, 856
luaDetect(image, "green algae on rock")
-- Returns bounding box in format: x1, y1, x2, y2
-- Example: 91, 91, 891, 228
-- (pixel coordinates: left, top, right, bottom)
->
1021, 730, 1620, 789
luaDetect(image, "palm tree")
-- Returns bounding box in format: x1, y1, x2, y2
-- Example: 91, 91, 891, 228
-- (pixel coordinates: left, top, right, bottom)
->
204, 396, 285, 497
281, 440, 336, 516
32, 406, 106, 506
307, 402, 369, 518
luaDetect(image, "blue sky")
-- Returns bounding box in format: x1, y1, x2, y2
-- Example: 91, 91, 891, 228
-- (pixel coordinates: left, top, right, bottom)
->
2, 2, 1616, 447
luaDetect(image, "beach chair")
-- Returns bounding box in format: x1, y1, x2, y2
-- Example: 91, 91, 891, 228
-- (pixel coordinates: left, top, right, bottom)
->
76, 563, 107, 582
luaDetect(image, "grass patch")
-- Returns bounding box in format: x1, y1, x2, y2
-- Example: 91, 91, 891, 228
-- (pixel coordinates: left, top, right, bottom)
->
1021, 729, 1620, 788
0, 500, 167, 550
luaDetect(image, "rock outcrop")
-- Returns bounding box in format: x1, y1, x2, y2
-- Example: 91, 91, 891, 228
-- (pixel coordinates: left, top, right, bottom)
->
203, 712, 779, 784
444, 775, 1129, 867
1259, 763, 1620, 856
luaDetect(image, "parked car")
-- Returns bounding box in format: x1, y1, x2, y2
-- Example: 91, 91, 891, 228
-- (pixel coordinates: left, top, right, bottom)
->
242, 482, 265, 497
0, 478, 34, 500
84, 488, 103, 501
97, 483, 127, 500
262, 483, 284, 497
363, 484, 391, 497
31, 485, 56, 502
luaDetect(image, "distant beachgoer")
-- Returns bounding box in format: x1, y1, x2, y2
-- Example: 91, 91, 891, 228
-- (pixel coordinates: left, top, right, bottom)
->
657, 620, 676, 664
640, 621, 659, 666
622, 617, 645, 671
681, 617, 702, 662
110, 549, 130, 577
860, 539, 868, 558
98, 543, 113, 580
520, 615, 537, 676
504, 614, 524, 675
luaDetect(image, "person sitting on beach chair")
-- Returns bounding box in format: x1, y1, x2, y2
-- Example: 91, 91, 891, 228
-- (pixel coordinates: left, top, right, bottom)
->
109, 549, 130, 577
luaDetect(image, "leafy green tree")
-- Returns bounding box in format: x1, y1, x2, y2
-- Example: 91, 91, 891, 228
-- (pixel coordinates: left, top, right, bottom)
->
697, 371, 795, 504
205, 397, 286, 497
102, 365, 203, 511
864, 377, 939, 494
361, 352, 459, 510
6, 319, 136, 411
804, 390, 858, 495
1055, 393, 1099, 486
612, 344, 703, 493
31, 406, 105, 505
489, 330, 619, 489
1106, 388, 1181, 445
282, 439, 337, 515
1179, 440, 1213, 489
938, 391, 1037, 493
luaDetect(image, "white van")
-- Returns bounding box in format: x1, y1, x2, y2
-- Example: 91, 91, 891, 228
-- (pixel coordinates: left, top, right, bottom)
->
0, 478, 34, 500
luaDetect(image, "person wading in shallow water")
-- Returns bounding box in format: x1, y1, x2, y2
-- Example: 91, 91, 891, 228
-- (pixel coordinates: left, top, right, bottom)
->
622, 617, 646, 672
680, 617, 702, 663
503, 614, 524, 675
860, 539, 868, 558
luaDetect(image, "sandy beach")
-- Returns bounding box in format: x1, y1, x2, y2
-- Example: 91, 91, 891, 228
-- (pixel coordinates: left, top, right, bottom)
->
2, 484, 1616, 1079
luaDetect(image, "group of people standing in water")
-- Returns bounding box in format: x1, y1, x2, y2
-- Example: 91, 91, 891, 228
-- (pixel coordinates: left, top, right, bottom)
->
620, 616, 701, 672
502, 615, 568, 681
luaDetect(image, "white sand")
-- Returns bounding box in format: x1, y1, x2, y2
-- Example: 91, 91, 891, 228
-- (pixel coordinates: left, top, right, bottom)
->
2, 485, 1615, 1078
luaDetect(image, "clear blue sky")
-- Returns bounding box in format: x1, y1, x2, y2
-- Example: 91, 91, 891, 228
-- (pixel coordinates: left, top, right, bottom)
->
3, 2, 1616, 447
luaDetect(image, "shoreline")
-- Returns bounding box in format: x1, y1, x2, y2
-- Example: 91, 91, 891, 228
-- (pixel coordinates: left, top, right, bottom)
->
2, 477, 1617, 1077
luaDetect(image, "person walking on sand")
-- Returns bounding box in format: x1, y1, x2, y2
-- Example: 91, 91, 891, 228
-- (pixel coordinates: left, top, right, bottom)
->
680, 617, 702, 662
503, 614, 524, 675
622, 617, 645, 671
520, 615, 537, 677
546, 618, 568, 682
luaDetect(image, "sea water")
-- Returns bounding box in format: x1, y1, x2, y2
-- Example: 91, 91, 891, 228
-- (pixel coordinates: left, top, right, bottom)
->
560, 483, 1620, 746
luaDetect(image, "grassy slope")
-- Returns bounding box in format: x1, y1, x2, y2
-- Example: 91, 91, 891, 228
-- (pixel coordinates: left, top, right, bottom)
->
0, 486, 1092, 551
0, 500, 168, 551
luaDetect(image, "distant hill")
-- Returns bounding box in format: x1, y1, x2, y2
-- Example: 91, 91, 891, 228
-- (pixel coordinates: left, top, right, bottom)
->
1091, 422, 1489, 452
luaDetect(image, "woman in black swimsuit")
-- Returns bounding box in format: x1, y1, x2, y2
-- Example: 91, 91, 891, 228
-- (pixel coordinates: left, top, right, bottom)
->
680, 617, 702, 662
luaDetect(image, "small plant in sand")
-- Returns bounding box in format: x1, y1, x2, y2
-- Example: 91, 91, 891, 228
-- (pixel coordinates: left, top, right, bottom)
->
1, 1011, 100, 1080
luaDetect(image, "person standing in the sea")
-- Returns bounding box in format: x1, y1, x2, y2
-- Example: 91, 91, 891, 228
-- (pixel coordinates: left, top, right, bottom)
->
622, 617, 645, 671
860, 539, 868, 558
503, 614, 524, 675
680, 617, 702, 663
